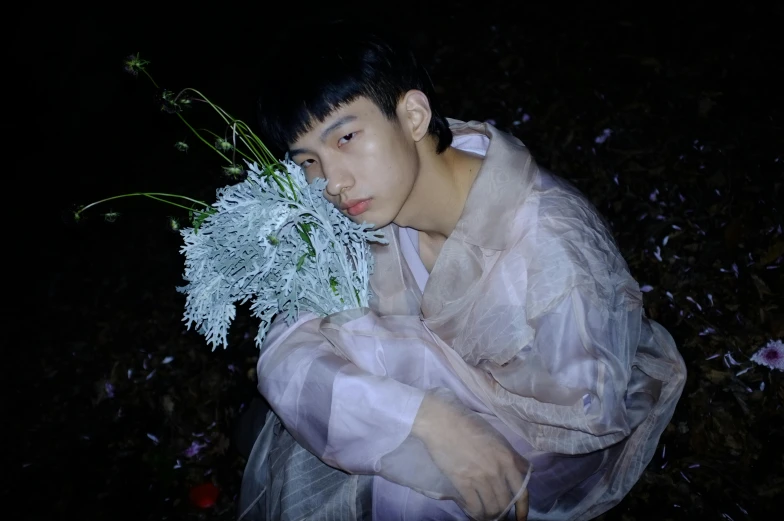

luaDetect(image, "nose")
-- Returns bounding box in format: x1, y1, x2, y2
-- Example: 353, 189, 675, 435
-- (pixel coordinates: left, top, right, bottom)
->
323, 164, 353, 198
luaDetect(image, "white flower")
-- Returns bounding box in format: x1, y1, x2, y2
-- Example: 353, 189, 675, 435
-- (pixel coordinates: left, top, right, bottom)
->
750, 339, 784, 372
176, 159, 386, 350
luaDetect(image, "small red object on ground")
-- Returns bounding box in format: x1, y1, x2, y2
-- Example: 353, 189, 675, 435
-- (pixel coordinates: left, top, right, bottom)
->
189, 482, 220, 508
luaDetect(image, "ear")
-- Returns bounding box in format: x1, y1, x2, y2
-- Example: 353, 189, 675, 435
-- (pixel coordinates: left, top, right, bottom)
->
398, 90, 432, 143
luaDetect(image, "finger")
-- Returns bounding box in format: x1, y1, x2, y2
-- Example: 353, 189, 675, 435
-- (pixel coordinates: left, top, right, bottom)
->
461, 485, 485, 520
504, 464, 524, 501
515, 488, 529, 521
476, 479, 504, 518
490, 474, 512, 516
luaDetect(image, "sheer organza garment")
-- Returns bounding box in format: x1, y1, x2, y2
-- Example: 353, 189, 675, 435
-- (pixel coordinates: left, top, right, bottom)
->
257, 306, 530, 520
245, 120, 687, 521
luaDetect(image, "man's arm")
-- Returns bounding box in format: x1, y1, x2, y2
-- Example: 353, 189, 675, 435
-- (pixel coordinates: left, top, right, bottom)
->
257, 312, 424, 473
258, 310, 530, 520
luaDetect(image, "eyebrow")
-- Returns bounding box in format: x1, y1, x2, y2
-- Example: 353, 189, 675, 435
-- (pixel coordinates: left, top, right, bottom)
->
289, 115, 358, 157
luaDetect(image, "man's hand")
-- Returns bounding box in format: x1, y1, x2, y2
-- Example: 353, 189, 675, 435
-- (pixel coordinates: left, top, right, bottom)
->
412, 392, 530, 521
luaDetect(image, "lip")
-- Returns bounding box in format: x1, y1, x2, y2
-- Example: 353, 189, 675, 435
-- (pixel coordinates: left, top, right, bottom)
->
342, 198, 371, 217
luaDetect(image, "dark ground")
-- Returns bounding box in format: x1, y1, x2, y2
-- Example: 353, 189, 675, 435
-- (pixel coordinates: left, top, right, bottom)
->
8, 2, 783, 520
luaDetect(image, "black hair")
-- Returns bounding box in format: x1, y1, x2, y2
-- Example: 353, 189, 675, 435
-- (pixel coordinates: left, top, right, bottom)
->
256, 22, 452, 154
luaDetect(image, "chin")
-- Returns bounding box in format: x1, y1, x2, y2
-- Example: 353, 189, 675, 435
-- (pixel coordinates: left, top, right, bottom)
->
354, 213, 390, 231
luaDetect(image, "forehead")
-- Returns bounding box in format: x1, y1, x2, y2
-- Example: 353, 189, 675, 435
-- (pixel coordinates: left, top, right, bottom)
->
289, 97, 387, 150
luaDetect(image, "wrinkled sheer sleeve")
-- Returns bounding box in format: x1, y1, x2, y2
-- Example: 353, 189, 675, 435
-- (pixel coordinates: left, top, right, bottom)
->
479, 281, 660, 453
256, 312, 426, 473
257, 309, 530, 519
536, 284, 653, 437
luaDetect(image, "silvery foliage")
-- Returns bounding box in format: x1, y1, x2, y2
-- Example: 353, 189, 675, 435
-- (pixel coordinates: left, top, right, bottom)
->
177, 159, 386, 350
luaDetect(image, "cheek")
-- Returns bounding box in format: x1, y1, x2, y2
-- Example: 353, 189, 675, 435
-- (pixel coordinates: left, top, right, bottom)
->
390, 152, 417, 190
382, 139, 417, 184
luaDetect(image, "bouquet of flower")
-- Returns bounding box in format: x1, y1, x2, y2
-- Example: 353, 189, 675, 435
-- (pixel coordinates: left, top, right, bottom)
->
76, 54, 386, 350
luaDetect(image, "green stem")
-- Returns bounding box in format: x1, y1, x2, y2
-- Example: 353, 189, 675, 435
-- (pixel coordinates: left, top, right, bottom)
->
142, 71, 276, 166
78, 192, 211, 215
199, 128, 256, 164
135, 65, 291, 204
175, 113, 233, 164
142, 69, 159, 89
179, 88, 278, 165
142, 195, 210, 213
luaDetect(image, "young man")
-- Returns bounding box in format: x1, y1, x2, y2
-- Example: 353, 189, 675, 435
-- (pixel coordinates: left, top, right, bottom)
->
237, 24, 687, 521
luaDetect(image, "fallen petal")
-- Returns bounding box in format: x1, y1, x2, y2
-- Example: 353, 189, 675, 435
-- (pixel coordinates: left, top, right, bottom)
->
685, 296, 703, 311
183, 440, 208, 458
594, 128, 612, 144
725, 352, 741, 366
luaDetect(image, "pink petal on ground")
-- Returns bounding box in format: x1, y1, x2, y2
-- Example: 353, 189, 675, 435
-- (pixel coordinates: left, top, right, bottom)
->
594, 128, 612, 144
183, 440, 208, 458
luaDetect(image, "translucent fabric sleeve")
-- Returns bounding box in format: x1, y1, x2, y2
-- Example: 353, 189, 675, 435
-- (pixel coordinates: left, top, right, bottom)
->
256, 311, 426, 473
257, 309, 531, 521
475, 282, 658, 454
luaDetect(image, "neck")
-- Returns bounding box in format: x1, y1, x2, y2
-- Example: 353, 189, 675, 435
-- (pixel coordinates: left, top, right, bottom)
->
393, 143, 483, 239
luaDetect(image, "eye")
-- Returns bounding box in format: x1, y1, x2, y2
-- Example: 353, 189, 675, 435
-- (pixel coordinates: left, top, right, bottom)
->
337, 132, 357, 147
299, 158, 315, 168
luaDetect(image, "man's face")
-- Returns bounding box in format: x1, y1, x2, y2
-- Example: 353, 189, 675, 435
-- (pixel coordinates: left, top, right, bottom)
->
288, 97, 419, 229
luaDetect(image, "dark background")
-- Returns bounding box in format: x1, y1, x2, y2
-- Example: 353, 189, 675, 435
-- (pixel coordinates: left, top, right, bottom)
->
8, 2, 783, 520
